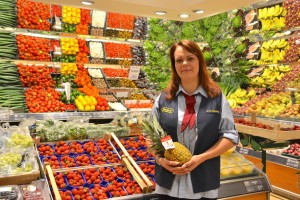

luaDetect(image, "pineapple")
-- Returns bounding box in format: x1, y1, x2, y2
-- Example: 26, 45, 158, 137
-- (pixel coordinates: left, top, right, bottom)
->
142, 116, 192, 165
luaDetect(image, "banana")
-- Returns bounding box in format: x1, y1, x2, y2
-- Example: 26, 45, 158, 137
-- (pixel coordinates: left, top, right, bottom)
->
261, 68, 270, 77
268, 7, 275, 18
281, 8, 287, 16
246, 88, 256, 98
227, 99, 237, 108
237, 89, 247, 98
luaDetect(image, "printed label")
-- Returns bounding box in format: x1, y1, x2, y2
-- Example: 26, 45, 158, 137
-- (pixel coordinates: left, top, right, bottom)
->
160, 135, 175, 150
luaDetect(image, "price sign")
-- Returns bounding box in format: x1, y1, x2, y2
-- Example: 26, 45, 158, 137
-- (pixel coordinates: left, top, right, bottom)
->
245, 186, 255, 193
53, 62, 61, 69
239, 147, 249, 155
286, 158, 299, 168
128, 66, 140, 80
14, 113, 26, 120
115, 92, 129, 98
244, 179, 262, 187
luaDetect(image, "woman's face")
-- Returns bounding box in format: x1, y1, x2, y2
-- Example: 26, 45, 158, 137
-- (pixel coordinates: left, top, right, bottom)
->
174, 46, 199, 82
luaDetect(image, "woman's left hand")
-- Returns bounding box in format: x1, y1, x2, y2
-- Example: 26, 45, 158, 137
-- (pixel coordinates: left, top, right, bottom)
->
172, 154, 205, 175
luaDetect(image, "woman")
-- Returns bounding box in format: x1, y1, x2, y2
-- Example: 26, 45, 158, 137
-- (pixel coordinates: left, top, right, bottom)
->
149, 40, 239, 200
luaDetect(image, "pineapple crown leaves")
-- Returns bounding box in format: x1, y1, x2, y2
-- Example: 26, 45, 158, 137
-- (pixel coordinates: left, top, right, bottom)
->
142, 115, 166, 155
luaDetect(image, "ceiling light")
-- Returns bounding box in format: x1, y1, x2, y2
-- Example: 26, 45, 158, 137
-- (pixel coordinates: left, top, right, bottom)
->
155, 11, 167, 15
81, 0, 94, 5
193, 10, 204, 14
179, 14, 189, 18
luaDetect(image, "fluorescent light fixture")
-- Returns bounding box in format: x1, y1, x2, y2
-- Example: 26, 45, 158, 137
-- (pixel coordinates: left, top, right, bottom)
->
179, 14, 189, 18
81, 0, 94, 5
193, 9, 204, 14
155, 11, 167, 15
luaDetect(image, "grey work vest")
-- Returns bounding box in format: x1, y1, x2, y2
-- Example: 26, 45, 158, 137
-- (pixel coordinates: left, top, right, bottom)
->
155, 92, 222, 193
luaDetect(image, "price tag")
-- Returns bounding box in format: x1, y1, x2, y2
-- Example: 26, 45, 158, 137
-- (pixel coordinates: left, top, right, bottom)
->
286, 158, 299, 168
61, 82, 71, 101
160, 135, 175, 150
128, 66, 140, 80
244, 179, 262, 187
239, 147, 249, 155
53, 62, 61, 69
17, 113, 26, 119
0, 187, 12, 192
256, 185, 264, 191
115, 92, 129, 98
245, 186, 255, 193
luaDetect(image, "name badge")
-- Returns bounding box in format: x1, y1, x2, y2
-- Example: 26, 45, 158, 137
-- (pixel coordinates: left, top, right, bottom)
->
161, 107, 174, 114
207, 109, 219, 113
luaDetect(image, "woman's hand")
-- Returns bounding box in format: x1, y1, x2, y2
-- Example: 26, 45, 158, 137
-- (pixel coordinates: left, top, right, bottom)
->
158, 157, 181, 173
172, 154, 205, 175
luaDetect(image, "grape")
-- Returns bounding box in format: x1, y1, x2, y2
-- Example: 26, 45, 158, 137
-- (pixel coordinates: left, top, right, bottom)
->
10, 133, 33, 148
0, 153, 22, 167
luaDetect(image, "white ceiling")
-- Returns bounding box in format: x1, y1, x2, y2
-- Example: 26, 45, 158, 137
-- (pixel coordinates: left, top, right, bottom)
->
35, 0, 263, 22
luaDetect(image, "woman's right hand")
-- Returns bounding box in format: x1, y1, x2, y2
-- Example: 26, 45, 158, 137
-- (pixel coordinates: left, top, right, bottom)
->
158, 157, 181, 173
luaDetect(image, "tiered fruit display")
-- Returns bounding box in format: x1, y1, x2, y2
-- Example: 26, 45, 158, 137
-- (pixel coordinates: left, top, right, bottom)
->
18, 64, 56, 87
60, 63, 78, 75
272, 65, 300, 91
283, 36, 300, 63
283, 0, 300, 28
257, 4, 286, 31
257, 39, 288, 65
76, 9, 90, 35
227, 87, 256, 108
61, 38, 79, 55
62, 6, 80, 33
102, 68, 129, 78
16, 35, 51, 61
250, 65, 291, 87
278, 102, 300, 118
17, 0, 51, 30
105, 42, 132, 59
247, 91, 292, 117
75, 95, 97, 111
24, 86, 66, 113
76, 39, 89, 63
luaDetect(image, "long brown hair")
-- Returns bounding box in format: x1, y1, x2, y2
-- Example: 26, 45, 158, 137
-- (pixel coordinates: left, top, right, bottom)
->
164, 39, 221, 100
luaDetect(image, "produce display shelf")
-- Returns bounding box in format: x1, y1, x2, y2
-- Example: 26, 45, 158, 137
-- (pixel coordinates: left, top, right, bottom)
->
0, 59, 143, 69
0, 27, 143, 45
236, 146, 299, 169
0, 110, 151, 121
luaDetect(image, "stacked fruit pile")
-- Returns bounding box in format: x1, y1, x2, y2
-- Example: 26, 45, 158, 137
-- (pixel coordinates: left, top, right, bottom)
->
227, 88, 256, 108
250, 65, 291, 87
257, 39, 288, 65
258, 4, 286, 31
